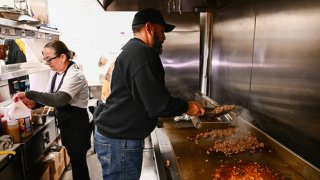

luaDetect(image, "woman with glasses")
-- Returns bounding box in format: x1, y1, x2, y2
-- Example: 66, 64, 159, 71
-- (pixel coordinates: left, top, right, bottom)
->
14, 40, 92, 180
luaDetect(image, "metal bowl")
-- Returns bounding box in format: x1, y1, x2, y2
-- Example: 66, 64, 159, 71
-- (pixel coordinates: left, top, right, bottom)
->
31, 107, 49, 125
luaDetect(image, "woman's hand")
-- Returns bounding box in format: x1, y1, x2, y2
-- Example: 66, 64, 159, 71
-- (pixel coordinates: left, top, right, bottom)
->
185, 101, 205, 116
13, 92, 36, 109
13, 92, 26, 102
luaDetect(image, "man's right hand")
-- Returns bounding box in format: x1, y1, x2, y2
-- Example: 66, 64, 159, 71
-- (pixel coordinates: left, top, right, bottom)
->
185, 101, 205, 116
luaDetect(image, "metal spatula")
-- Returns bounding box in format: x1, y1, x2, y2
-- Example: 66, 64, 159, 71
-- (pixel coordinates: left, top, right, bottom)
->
202, 105, 236, 118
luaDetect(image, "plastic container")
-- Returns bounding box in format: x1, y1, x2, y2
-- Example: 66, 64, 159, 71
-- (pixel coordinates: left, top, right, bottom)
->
0, 114, 3, 136
8, 100, 33, 138
7, 120, 20, 143
1, 113, 9, 135
2, 119, 8, 135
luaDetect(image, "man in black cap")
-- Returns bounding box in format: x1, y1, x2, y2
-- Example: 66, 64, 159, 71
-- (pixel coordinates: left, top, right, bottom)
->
93, 8, 205, 180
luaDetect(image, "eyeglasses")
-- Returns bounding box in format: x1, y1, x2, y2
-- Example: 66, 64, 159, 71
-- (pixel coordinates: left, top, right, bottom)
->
43, 54, 60, 64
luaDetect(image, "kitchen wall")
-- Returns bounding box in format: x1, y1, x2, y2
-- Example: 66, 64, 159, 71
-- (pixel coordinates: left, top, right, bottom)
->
47, 0, 201, 100
47, 0, 135, 85
209, 0, 320, 168
1, 0, 14, 8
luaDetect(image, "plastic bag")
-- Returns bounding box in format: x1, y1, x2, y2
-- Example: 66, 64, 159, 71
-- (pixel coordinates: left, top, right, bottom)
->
8, 100, 33, 138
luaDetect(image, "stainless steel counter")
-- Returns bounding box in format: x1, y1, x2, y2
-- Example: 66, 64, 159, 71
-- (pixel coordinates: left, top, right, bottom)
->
141, 135, 160, 180
20, 116, 58, 180
0, 144, 25, 180
0, 115, 58, 180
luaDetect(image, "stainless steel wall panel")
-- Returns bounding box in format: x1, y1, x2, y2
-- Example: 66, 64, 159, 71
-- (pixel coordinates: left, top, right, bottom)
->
208, 0, 320, 168
162, 31, 200, 100
210, 0, 255, 108
199, 12, 214, 96
160, 13, 200, 100
251, 0, 320, 168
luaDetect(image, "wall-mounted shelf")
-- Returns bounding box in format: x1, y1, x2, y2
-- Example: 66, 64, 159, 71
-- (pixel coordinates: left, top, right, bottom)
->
0, 17, 57, 80
0, 62, 50, 80
0, 17, 59, 39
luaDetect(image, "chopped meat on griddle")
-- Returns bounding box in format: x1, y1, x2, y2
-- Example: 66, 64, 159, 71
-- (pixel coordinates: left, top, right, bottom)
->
213, 160, 284, 180
188, 127, 264, 156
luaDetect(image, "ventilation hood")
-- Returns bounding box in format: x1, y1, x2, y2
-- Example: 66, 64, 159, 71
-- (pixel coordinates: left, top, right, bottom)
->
97, 0, 214, 13
97, 0, 160, 11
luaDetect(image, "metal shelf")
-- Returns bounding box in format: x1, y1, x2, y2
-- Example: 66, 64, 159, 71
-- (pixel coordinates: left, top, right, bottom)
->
0, 62, 50, 80
0, 18, 60, 38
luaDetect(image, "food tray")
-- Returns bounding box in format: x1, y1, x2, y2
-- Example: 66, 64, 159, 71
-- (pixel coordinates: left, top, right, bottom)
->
202, 105, 236, 118
192, 92, 237, 129
191, 113, 235, 129
31, 106, 49, 124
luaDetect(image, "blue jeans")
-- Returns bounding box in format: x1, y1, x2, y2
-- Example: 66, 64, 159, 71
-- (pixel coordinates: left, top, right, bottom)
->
94, 128, 145, 180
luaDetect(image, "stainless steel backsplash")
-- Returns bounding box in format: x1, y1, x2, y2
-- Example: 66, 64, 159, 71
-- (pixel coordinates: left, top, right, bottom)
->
207, 0, 320, 168
162, 12, 200, 100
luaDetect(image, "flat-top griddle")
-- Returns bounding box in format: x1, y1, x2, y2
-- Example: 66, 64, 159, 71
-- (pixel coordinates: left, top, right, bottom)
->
161, 119, 318, 180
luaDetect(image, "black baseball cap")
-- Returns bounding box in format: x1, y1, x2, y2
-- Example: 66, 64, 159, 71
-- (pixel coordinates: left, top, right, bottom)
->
132, 8, 175, 32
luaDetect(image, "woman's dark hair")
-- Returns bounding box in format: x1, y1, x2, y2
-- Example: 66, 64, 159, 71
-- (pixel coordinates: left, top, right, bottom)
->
44, 40, 75, 60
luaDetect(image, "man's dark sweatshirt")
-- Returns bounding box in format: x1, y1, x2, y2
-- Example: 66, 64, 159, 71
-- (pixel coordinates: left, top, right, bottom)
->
94, 38, 188, 140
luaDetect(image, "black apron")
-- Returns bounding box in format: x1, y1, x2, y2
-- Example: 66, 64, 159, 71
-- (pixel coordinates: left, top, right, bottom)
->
51, 62, 91, 152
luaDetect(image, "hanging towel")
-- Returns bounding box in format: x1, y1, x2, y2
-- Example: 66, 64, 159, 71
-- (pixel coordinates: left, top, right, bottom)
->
4, 39, 27, 64
15, 39, 26, 56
